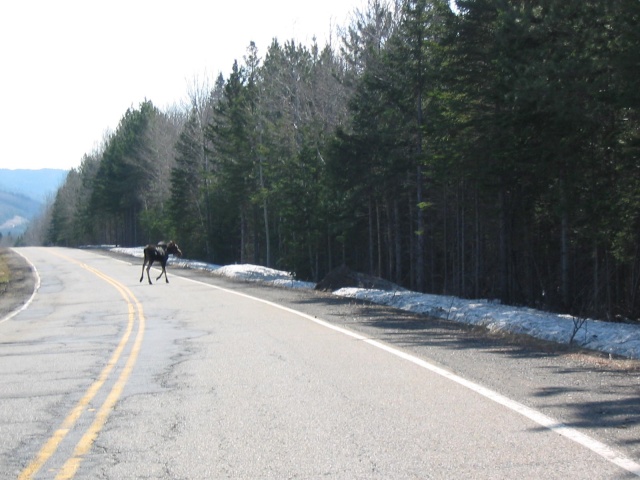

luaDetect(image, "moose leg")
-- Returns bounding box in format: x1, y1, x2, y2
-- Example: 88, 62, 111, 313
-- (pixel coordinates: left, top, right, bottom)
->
140, 258, 147, 283
156, 261, 169, 283
146, 259, 154, 284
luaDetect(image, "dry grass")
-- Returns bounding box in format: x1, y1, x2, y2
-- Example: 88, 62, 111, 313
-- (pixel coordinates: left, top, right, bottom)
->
0, 250, 10, 287
564, 351, 640, 372
472, 323, 640, 372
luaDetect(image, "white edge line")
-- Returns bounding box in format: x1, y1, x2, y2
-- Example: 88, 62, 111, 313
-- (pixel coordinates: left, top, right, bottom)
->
0, 248, 41, 325
176, 272, 640, 476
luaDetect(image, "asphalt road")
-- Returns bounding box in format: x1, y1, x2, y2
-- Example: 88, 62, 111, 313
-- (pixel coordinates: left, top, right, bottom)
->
1, 247, 639, 479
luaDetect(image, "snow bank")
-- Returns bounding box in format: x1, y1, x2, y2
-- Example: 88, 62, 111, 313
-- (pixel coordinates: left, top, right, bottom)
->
333, 288, 640, 360
111, 247, 314, 289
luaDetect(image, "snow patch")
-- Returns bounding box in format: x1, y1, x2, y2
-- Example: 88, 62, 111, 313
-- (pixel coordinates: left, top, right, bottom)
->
333, 288, 640, 359
111, 247, 314, 289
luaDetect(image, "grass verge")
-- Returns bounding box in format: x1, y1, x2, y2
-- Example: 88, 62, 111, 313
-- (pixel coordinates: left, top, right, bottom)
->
0, 249, 11, 288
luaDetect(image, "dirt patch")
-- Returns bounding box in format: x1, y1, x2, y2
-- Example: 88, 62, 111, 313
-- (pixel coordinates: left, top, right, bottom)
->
315, 264, 404, 292
0, 248, 37, 319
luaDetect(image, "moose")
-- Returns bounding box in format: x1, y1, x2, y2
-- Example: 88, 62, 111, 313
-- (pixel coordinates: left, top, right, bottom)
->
139, 241, 183, 284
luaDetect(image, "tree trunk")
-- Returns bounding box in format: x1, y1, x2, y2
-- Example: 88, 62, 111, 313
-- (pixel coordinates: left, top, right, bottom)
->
240, 211, 246, 263
408, 194, 415, 291
394, 198, 402, 285
474, 186, 480, 298
561, 208, 570, 309
376, 199, 383, 277
499, 190, 509, 303
259, 159, 271, 267
442, 184, 448, 294
459, 181, 465, 297
368, 196, 375, 275
416, 164, 425, 292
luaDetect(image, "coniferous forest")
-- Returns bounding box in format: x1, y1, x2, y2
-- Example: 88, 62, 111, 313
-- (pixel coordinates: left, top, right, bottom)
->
36, 0, 640, 322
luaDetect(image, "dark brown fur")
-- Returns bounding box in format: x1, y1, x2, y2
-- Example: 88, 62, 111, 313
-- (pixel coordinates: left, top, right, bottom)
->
140, 241, 182, 284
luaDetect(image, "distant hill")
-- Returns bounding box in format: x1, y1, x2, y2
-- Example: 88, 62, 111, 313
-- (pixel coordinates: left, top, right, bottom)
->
0, 168, 68, 202
0, 168, 68, 237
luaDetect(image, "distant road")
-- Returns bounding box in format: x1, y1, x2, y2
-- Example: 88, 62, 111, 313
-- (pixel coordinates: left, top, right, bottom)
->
2, 247, 639, 479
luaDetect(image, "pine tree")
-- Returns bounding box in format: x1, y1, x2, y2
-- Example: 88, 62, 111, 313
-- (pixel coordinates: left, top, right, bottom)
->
89, 100, 159, 245
170, 111, 209, 259
205, 59, 256, 263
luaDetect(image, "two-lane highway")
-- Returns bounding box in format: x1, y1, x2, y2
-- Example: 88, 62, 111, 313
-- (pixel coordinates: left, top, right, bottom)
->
1, 247, 639, 478
1, 249, 145, 479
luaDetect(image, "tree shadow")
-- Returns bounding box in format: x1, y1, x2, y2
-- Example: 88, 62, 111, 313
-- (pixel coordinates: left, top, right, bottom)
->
291, 293, 571, 358
288, 292, 640, 451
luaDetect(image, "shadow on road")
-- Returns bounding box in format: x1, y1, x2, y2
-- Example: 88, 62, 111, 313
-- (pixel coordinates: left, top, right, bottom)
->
288, 293, 640, 451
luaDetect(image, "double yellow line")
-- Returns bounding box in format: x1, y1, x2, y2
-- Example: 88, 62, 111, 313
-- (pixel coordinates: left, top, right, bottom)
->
19, 255, 145, 479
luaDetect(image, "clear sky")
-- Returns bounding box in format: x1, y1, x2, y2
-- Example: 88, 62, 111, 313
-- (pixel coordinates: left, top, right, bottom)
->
0, 0, 364, 171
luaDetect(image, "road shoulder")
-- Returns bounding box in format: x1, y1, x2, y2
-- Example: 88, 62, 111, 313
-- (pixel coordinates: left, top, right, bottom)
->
0, 248, 36, 320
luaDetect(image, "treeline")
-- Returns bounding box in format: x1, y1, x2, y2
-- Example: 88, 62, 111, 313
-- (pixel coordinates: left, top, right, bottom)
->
40, 0, 640, 321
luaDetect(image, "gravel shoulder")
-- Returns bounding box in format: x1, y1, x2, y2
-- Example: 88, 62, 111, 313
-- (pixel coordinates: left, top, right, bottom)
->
0, 248, 36, 320
5, 247, 640, 465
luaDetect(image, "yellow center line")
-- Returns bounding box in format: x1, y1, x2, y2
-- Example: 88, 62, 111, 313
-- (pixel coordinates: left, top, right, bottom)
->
19, 254, 145, 480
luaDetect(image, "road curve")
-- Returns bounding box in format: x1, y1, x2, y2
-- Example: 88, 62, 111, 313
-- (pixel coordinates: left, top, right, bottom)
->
1, 247, 638, 479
